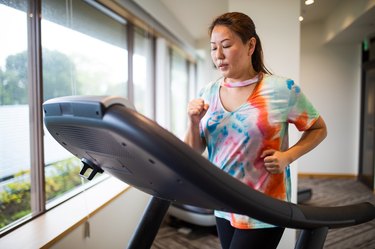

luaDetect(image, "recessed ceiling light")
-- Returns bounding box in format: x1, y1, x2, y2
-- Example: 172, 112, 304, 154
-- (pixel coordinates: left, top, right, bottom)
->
299, 16, 304, 22
305, 0, 314, 5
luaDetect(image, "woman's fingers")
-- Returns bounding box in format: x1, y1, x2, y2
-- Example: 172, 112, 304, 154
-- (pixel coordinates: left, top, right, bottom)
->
187, 99, 209, 118
262, 149, 285, 174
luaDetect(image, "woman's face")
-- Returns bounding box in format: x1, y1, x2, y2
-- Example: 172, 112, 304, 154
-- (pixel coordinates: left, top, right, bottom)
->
210, 25, 255, 81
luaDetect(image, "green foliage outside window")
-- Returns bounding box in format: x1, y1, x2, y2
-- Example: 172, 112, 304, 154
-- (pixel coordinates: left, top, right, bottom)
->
0, 49, 84, 229
0, 158, 83, 230
0, 49, 78, 105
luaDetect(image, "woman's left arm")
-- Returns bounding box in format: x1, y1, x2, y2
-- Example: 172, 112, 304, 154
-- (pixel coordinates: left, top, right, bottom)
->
262, 116, 327, 174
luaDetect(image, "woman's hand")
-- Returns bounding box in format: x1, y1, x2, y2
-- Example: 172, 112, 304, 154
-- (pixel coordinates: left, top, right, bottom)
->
261, 149, 290, 174
261, 117, 327, 174
184, 98, 209, 153
187, 98, 209, 125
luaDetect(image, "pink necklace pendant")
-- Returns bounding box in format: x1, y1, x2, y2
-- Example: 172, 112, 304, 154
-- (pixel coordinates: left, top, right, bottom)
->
222, 74, 260, 88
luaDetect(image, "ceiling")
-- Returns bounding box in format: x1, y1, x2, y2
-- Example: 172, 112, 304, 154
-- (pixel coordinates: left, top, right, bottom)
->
300, 0, 341, 24
159, 0, 340, 41
157, 0, 375, 43
159, 0, 228, 41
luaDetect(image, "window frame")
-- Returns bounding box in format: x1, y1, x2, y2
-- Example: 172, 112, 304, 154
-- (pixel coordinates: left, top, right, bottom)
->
28, 0, 46, 219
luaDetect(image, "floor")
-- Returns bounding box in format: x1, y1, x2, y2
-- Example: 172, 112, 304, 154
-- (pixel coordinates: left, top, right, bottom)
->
152, 177, 375, 249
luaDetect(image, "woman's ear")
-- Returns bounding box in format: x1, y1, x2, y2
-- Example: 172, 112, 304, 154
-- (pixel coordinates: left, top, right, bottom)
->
248, 37, 256, 56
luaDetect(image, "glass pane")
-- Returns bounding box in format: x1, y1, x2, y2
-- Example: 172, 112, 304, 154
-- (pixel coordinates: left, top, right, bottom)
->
133, 27, 153, 118
170, 49, 189, 139
41, 0, 128, 204
0, 1, 31, 230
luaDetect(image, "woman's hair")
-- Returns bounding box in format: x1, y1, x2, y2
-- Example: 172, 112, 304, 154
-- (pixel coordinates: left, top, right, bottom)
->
209, 12, 271, 74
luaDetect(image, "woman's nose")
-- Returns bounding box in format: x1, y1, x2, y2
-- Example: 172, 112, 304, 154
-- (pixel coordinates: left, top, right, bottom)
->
215, 47, 224, 59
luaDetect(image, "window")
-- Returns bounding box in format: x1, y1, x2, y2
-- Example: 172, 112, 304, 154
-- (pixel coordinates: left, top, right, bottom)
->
170, 48, 189, 139
133, 26, 155, 118
0, 1, 31, 231
41, 0, 128, 204
0, 0, 129, 233
0, 0, 196, 235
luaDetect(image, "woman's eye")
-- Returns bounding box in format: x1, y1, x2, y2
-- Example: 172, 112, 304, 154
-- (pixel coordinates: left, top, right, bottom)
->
211, 47, 217, 51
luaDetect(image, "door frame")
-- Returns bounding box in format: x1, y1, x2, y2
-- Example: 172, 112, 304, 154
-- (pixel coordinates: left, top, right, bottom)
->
359, 38, 375, 191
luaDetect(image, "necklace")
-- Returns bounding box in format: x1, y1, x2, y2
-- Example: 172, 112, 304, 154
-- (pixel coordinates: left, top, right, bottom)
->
221, 73, 260, 88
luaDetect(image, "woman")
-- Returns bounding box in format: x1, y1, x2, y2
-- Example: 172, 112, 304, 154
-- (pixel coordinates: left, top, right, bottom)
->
184, 12, 327, 249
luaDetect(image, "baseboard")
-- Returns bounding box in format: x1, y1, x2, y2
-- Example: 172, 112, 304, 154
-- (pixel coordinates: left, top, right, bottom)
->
298, 173, 357, 179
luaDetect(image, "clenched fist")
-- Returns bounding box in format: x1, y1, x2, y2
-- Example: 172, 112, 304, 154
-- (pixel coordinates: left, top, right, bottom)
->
187, 98, 209, 126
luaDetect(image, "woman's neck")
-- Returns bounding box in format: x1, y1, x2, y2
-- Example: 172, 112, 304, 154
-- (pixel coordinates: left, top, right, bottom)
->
223, 70, 260, 88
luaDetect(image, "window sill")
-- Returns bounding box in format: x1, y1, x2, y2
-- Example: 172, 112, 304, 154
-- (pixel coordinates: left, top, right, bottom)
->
0, 177, 130, 249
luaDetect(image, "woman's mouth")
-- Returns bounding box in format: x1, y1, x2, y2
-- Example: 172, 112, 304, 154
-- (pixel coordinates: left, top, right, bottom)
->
218, 63, 228, 70
219, 64, 228, 71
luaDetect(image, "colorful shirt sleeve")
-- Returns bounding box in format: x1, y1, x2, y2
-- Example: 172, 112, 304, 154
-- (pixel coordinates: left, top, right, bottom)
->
286, 79, 319, 131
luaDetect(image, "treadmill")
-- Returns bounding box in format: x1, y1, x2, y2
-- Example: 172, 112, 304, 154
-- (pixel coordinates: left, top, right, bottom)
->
43, 96, 375, 249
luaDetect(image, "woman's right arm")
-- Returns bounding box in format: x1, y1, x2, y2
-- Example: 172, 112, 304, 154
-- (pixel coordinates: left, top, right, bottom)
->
184, 98, 209, 154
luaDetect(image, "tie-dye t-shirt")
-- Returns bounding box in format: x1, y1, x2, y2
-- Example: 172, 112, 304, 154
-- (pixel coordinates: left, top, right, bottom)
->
199, 74, 319, 229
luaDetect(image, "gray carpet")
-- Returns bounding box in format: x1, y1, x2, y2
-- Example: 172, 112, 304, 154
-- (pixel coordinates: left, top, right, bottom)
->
298, 177, 375, 249
152, 177, 375, 249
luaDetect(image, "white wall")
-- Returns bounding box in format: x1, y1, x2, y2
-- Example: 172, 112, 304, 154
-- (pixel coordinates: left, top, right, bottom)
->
50, 188, 150, 249
299, 21, 361, 175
